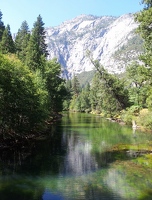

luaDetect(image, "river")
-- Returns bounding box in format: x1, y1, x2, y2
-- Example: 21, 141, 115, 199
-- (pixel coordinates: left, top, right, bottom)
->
0, 112, 152, 200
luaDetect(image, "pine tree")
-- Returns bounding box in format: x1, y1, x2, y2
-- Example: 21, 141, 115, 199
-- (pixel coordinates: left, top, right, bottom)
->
15, 21, 30, 62
72, 75, 81, 96
35, 15, 48, 57
87, 52, 129, 112
26, 15, 48, 71
135, 0, 152, 109
142, 0, 152, 9
135, 0, 152, 68
45, 58, 66, 113
89, 73, 103, 112
126, 62, 148, 108
78, 83, 91, 112
0, 10, 5, 41
0, 24, 15, 54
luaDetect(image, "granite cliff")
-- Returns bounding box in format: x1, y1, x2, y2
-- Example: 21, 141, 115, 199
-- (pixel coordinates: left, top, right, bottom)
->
45, 13, 143, 78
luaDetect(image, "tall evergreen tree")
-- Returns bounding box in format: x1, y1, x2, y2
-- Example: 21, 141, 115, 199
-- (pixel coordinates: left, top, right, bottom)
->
45, 58, 66, 113
135, 0, 152, 109
126, 62, 148, 108
89, 73, 102, 112
87, 51, 129, 112
78, 83, 91, 112
0, 10, 5, 41
135, 1, 152, 68
0, 24, 15, 54
26, 15, 48, 71
72, 75, 81, 96
15, 21, 30, 62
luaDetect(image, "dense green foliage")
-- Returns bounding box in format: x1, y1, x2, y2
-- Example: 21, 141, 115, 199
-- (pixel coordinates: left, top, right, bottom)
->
0, 54, 65, 135
126, 61, 148, 108
15, 21, 30, 62
135, 2, 152, 67
26, 15, 48, 71
0, 10, 5, 41
134, 1, 152, 110
0, 24, 15, 54
0, 54, 48, 133
64, 64, 130, 116
0, 11, 66, 136
44, 58, 67, 113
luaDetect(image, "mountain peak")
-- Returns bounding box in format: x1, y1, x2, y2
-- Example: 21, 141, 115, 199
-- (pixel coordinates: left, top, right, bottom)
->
46, 13, 142, 79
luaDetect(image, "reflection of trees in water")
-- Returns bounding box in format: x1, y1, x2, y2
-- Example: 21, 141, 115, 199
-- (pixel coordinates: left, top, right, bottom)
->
0, 176, 43, 200
0, 126, 65, 176
60, 132, 98, 175
0, 149, 32, 175
0, 147, 45, 199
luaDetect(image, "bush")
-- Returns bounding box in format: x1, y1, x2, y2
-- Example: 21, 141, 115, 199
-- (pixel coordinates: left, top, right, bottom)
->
0, 54, 49, 134
137, 109, 152, 130
121, 105, 140, 125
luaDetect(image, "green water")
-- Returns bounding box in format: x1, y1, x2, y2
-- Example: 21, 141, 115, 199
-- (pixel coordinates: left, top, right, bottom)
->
1, 112, 152, 200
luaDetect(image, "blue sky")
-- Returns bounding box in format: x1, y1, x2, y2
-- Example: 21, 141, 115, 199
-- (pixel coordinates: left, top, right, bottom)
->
1, 0, 143, 33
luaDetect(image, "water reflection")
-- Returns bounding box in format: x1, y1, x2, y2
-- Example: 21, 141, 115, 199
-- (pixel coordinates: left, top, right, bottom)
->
60, 132, 98, 175
42, 190, 64, 200
0, 113, 152, 200
104, 168, 137, 199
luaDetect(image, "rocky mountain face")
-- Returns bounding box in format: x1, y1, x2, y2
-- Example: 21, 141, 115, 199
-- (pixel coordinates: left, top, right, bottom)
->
45, 13, 143, 79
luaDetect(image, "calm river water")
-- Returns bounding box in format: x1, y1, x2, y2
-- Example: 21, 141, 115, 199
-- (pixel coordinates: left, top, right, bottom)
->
0, 112, 152, 200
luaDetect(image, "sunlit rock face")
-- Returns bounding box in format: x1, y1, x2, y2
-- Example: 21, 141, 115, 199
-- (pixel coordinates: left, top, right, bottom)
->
46, 14, 141, 79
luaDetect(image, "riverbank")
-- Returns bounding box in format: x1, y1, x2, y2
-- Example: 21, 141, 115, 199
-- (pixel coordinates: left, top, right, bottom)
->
91, 108, 152, 133
0, 113, 63, 150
